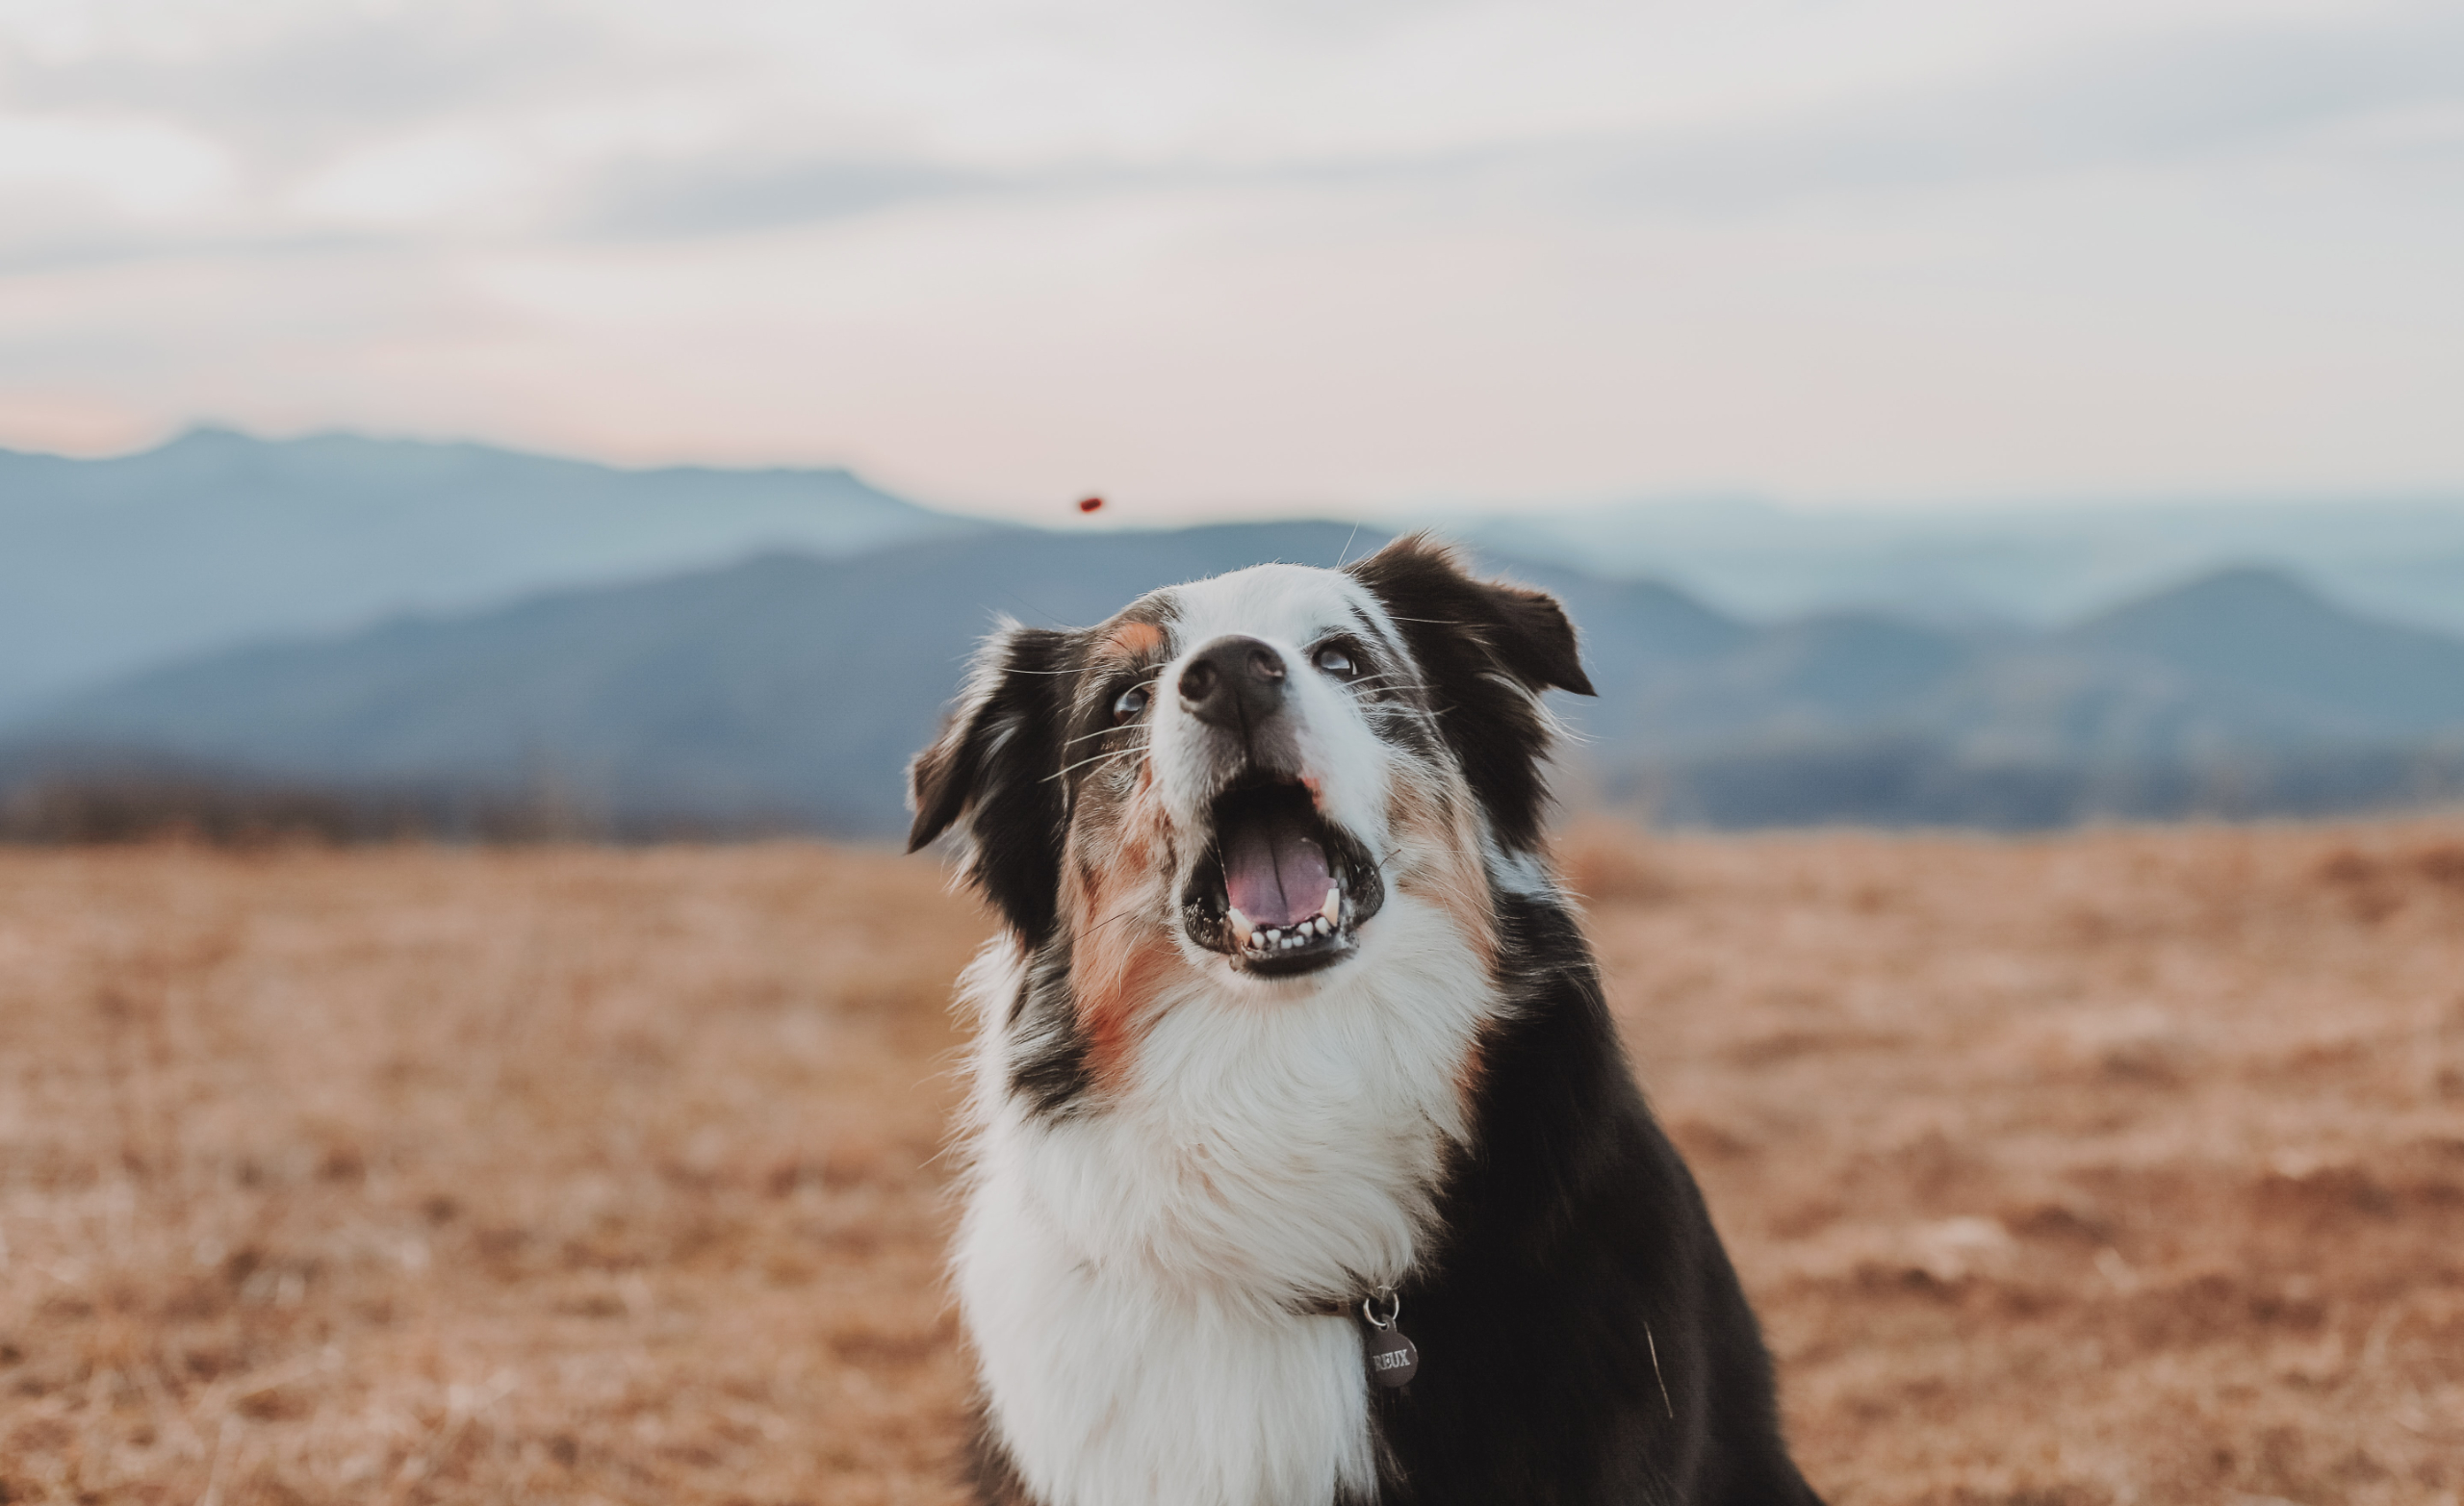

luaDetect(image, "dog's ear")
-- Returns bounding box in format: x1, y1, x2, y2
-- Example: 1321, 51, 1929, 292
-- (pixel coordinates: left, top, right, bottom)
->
908, 623, 1077, 937
1348, 532, 1594, 698
1347, 533, 1594, 850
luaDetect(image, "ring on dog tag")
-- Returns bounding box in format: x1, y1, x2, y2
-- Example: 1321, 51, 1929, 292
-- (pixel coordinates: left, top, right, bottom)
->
1362, 1286, 1418, 1389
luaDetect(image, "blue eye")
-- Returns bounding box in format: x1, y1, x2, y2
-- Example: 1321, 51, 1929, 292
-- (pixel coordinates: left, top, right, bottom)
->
1313, 644, 1356, 677
1112, 684, 1151, 723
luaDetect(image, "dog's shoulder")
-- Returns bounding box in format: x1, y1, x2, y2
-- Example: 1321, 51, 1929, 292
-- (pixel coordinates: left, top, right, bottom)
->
1366, 887, 1825, 1506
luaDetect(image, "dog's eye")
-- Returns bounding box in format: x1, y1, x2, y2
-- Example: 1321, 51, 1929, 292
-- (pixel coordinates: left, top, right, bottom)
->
1112, 684, 1151, 724
1313, 644, 1356, 678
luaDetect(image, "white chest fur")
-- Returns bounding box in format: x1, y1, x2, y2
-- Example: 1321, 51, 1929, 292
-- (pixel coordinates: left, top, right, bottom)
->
953, 898, 1497, 1506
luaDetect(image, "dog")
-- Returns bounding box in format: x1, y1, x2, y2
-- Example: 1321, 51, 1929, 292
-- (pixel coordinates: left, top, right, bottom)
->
907, 535, 1823, 1506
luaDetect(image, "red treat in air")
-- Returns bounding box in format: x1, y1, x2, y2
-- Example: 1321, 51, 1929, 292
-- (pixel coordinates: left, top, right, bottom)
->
1078, 496, 1104, 514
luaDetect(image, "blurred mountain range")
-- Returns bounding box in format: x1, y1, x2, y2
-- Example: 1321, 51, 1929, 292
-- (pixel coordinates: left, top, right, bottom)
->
6, 521, 2461, 836
0, 428, 986, 715
4, 430, 2461, 834
1435, 495, 2464, 636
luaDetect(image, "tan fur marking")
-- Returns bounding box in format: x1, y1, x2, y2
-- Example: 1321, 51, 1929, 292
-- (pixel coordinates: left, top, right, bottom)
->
1378, 771, 1500, 1126
1100, 620, 1167, 659
1074, 936, 1179, 1085
1452, 1034, 1490, 1106
1386, 778, 1500, 973
1061, 791, 1184, 1088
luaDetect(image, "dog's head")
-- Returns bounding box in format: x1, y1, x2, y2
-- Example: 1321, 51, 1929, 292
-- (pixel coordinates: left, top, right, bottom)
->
909, 534, 1593, 996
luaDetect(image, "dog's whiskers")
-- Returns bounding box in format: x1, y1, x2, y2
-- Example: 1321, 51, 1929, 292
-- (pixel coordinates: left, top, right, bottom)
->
1045, 740, 1148, 784
1347, 673, 1436, 696
1058, 705, 1157, 753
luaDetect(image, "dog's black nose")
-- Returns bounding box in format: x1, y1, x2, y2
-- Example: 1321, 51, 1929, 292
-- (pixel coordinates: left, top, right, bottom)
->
1178, 635, 1286, 730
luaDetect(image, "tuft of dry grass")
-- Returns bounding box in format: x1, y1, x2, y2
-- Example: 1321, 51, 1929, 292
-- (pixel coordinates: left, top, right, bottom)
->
1559, 817, 2464, 1506
0, 845, 983, 1505
4, 821, 2462, 1504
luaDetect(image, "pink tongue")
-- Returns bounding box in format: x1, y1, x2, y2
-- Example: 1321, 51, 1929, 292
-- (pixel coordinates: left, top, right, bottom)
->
1222, 812, 1333, 929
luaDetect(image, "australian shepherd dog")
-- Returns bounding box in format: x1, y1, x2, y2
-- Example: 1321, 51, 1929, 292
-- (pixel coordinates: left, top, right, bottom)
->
907, 535, 1823, 1506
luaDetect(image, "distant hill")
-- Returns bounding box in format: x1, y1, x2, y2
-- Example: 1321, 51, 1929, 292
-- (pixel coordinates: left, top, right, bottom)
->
1437, 497, 2464, 637
0, 428, 987, 715
2069, 567, 2464, 735
0, 524, 1387, 834
1591, 565, 2464, 826
6, 526, 2462, 837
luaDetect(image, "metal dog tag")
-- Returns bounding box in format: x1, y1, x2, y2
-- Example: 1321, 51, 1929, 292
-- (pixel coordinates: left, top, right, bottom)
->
1367, 1326, 1419, 1388
1361, 1285, 1418, 1388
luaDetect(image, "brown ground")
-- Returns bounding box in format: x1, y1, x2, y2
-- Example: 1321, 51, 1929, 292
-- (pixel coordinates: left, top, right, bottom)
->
2, 821, 2460, 1505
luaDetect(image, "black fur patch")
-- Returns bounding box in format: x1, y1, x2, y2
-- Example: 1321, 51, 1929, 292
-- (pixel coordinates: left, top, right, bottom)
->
1364, 890, 1822, 1505
909, 597, 1182, 944
1346, 534, 1595, 853
1007, 937, 1093, 1119
907, 625, 1079, 938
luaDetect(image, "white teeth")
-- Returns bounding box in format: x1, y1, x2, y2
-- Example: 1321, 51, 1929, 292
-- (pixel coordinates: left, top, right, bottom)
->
1237, 912, 1346, 960
1320, 884, 1342, 925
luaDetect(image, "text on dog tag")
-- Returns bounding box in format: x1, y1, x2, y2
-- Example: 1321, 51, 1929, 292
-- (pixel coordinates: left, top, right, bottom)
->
1367, 1327, 1419, 1388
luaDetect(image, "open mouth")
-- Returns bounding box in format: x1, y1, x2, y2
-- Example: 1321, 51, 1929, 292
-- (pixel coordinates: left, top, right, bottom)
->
1181, 778, 1384, 977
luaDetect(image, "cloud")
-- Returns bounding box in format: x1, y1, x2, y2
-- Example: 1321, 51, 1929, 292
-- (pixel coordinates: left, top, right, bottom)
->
575, 157, 992, 240
8, 1, 2458, 250
1619, 9, 2464, 202
0, 2, 616, 164
1322, 8, 2464, 221
0, 114, 232, 217
0, 0, 2458, 503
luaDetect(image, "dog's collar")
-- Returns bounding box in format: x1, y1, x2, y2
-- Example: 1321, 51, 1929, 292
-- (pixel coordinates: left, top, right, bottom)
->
1288, 1281, 1404, 1323
1297, 1282, 1669, 1410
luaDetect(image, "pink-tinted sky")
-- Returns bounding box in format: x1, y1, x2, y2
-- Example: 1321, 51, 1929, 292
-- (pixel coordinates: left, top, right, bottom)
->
3, 0, 2459, 520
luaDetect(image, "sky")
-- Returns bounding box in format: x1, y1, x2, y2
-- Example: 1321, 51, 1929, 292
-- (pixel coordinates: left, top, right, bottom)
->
2, 0, 2460, 521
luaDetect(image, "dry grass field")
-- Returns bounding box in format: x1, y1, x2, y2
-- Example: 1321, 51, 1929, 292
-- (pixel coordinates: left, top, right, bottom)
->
3, 821, 2462, 1505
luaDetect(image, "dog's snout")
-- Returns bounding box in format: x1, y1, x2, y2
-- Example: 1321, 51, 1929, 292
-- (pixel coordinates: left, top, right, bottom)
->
1179, 635, 1287, 729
